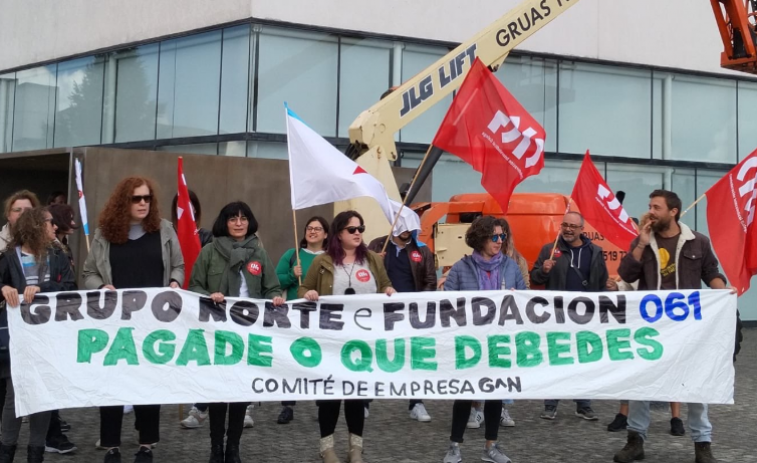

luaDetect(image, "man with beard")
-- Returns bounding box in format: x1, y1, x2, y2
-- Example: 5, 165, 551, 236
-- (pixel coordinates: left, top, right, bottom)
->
367, 220, 436, 422
614, 189, 728, 463
531, 211, 616, 421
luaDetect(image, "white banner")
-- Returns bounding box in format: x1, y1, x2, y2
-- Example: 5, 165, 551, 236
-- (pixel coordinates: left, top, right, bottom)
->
7, 288, 736, 416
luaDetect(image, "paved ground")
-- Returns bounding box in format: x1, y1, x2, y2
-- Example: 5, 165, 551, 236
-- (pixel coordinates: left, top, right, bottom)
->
13, 328, 757, 463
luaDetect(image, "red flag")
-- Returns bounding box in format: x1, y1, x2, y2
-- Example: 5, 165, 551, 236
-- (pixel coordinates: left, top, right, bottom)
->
571, 151, 638, 251
176, 157, 202, 289
432, 58, 546, 214
705, 149, 757, 295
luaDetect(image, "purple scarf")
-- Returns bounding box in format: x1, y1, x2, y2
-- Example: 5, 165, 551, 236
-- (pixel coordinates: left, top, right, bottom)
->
472, 250, 503, 291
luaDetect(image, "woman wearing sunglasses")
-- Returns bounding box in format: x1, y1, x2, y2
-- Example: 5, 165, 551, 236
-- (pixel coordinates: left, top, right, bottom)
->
299, 210, 394, 463
83, 177, 184, 463
442, 215, 526, 463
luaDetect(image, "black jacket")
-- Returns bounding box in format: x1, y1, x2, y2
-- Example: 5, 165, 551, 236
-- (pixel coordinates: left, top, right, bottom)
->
530, 236, 609, 291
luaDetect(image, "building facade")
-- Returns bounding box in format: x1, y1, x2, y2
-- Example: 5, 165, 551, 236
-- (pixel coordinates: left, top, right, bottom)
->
1, 0, 755, 319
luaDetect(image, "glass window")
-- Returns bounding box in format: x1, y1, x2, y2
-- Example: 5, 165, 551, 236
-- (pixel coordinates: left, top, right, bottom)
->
695, 170, 728, 239
652, 75, 663, 159
738, 80, 757, 160
515, 159, 582, 195
558, 62, 652, 158
338, 38, 392, 138
671, 168, 696, 224
219, 140, 247, 157
605, 165, 664, 221
54, 56, 105, 148
400, 152, 483, 202
0, 72, 15, 153
108, 44, 160, 143
12, 65, 57, 152
247, 140, 288, 159
158, 31, 222, 139
671, 74, 736, 163
498, 55, 557, 153
399, 44, 453, 144
220, 25, 251, 135
158, 143, 218, 155
256, 27, 338, 136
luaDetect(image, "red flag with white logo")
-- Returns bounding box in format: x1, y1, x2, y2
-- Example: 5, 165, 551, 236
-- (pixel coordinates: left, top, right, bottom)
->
432, 58, 546, 214
705, 148, 757, 295
571, 151, 638, 251
176, 157, 202, 289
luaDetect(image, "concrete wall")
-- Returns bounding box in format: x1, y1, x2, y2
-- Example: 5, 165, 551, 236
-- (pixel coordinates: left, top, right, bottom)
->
0, 0, 735, 76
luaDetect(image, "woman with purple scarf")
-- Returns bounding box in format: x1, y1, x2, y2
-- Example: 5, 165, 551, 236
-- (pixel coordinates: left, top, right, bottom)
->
442, 215, 526, 463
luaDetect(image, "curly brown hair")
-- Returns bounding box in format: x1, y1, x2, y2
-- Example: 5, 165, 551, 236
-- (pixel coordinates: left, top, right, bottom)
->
465, 215, 511, 253
8, 207, 52, 262
99, 177, 161, 244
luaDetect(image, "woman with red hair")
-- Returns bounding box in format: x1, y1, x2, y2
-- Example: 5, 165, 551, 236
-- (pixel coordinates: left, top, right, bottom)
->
83, 177, 184, 463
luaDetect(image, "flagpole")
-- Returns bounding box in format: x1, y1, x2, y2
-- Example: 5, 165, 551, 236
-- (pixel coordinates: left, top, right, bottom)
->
381, 143, 434, 253
292, 210, 302, 285
680, 193, 706, 218
549, 196, 572, 260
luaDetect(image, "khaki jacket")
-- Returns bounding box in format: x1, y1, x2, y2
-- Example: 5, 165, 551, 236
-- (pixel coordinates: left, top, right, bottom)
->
83, 219, 184, 289
298, 251, 392, 297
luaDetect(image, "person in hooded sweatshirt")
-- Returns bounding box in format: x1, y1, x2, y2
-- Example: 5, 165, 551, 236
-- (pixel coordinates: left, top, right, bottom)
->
530, 211, 616, 422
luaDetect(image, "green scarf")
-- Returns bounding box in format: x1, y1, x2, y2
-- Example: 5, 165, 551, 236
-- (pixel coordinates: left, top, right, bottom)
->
213, 235, 258, 297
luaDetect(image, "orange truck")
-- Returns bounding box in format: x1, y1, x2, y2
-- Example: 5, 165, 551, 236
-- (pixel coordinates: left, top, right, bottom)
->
412, 193, 627, 281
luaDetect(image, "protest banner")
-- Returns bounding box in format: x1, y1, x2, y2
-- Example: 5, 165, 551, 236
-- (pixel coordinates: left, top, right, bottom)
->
7, 288, 736, 416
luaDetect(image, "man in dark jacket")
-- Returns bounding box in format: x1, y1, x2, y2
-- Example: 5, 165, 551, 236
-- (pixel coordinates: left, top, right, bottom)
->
530, 211, 615, 422
614, 189, 728, 463
367, 223, 436, 422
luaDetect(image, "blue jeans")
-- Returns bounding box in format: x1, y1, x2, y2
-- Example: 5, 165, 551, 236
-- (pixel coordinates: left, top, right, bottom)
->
628, 401, 712, 442
544, 399, 591, 409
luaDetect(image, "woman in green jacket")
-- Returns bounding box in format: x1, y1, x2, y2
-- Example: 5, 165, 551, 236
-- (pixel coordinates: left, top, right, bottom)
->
274, 216, 328, 424
299, 210, 394, 463
189, 201, 284, 463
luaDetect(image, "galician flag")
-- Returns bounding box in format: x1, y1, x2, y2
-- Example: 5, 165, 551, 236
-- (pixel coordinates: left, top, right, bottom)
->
74, 159, 89, 237
285, 104, 394, 223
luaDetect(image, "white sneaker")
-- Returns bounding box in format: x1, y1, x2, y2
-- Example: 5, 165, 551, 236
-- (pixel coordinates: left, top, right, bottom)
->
500, 407, 515, 427
95, 439, 105, 450
123, 405, 134, 414
244, 405, 254, 428
466, 407, 483, 429
180, 406, 208, 429
409, 403, 431, 422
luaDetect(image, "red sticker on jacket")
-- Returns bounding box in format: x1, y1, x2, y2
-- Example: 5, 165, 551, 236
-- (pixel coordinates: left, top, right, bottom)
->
247, 261, 262, 276
553, 249, 562, 258
355, 269, 371, 283
410, 250, 422, 262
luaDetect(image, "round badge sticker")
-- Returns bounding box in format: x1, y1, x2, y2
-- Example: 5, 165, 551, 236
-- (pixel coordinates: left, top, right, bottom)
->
410, 251, 422, 263
355, 269, 371, 283
553, 249, 562, 258
247, 261, 262, 276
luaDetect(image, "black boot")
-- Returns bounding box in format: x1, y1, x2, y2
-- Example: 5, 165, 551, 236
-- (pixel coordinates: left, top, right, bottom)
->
208, 444, 224, 463
613, 431, 645, 463
26, 446, 44, 463
0, 444, 16, 463
695, 442, 717, 463
225, 444, 242, 463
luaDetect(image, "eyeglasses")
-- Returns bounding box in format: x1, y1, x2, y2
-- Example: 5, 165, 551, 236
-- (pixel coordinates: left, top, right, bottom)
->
491, 233, 507, 243
560, 222, 582, 230
343, 225, 365, 234
228, 216, 249, 224
306, 226, 324, 232
10, 207, 32, 214
131, 195, 153, 204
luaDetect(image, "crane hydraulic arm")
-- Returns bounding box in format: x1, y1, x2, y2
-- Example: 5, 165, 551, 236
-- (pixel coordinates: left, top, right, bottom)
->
712, 0, 757, 73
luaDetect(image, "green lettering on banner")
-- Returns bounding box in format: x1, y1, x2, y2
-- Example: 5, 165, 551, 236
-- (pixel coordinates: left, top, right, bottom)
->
487, 335, 512, 368
341, 340, 373, 372
176, 329, 211, 366
290, 337, 322, 368
546, 332, 574, 366
143, 330, 176, 364
515, 331, 542, 367
606, 329, 633, 361
77, 329, 109, 363
455, 335, 481, 369
634, 327, 664, 360
247, 334, 273, 367
411, 337, 437, 371
103, 328, 139, 366
376, 339, 405, 373
576, 331, 603, 363
214, 331, 244, 366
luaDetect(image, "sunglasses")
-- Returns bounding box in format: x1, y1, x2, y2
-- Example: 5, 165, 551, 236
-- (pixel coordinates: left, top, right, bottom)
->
343, 225, 365, 234
561, 222, 582, 230
131, 195, 153, 204
491, 233, 507, 243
